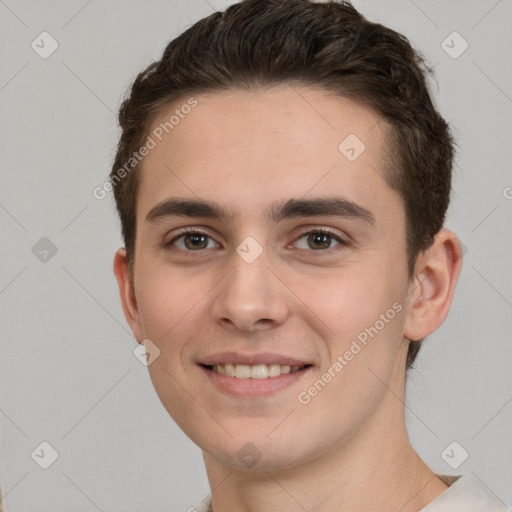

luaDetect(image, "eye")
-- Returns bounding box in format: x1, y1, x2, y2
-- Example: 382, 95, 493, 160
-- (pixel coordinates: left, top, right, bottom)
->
166, 230, 219, 251
294, 229, 346, 251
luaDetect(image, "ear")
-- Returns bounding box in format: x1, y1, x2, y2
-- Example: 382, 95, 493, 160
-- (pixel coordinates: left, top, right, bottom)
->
403, 229, 463, 342
113, 248, 144, 343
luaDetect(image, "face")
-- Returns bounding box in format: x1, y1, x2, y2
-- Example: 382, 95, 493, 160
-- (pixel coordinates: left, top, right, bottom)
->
117, 86, 418, 470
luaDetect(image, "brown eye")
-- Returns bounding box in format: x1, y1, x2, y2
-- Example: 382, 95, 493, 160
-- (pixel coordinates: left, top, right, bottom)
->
166, 230, 218, 251
183, 233, 209, 250
307, 232, 333, 250
294, 230, 346, 251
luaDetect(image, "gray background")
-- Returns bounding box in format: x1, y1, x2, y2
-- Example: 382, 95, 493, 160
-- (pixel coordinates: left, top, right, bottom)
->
1, 0, 511, 510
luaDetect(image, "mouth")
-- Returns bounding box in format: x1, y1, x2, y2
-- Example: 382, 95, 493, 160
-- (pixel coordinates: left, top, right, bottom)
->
198, 358, 314, 397
201, 363, 313, 379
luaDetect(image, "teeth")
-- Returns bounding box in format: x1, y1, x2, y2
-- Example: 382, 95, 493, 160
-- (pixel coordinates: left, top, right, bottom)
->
235, 364, 251, 379
211, 363, 306, 379
268, 364, 282, 377
250, 364, 268, 379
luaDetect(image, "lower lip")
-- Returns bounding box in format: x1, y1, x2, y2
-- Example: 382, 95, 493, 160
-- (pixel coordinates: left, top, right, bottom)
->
199, 365, 312, 397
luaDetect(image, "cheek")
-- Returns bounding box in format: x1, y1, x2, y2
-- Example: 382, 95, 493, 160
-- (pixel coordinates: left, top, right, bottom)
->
293, 277, 405, 439
291, 266, 384, 333
292, 265, 405, 366
135, 266, 211, 433
135, 264, 202, 347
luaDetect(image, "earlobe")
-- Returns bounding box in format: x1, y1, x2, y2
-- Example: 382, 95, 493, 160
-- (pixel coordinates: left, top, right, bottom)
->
403, 229, 463, 342
113, 248, 144, 342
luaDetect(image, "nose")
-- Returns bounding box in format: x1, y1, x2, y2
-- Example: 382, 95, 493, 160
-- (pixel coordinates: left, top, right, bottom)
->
211, 251, 290, 333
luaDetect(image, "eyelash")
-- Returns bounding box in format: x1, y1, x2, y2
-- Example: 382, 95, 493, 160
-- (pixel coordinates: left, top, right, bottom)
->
164, 227, 348, 252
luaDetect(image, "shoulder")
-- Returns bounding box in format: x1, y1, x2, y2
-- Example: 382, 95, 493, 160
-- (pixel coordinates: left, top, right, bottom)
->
420, 474, 511, 512
193, 475, 511, 512
192, 495, 212, 512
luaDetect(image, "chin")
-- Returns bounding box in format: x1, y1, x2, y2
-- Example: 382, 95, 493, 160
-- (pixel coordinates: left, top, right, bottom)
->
200, 428, 311, 472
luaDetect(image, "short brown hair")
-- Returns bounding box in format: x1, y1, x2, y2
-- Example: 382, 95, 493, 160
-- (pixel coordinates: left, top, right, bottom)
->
110, 0, 454, 369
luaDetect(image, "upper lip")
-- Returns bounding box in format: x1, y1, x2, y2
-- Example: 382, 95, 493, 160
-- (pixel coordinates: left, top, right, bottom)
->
199, 352, 313, 367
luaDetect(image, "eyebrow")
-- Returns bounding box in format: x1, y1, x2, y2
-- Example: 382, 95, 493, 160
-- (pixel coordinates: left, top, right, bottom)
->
145, 196, 376, 226
269, 197, 376, 226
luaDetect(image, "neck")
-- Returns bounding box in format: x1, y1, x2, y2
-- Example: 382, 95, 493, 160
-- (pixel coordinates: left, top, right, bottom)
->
202, 386, 448, 512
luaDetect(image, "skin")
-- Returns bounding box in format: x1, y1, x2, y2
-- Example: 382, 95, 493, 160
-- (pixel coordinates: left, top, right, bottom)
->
114, 86, 463, 512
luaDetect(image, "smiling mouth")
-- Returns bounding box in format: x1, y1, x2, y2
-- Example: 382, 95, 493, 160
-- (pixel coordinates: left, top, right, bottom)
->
201, 363, 312, 379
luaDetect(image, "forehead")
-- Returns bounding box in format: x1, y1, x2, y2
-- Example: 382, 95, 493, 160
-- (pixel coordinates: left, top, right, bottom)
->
146, 86, 386, 161
137, 86, 399, 224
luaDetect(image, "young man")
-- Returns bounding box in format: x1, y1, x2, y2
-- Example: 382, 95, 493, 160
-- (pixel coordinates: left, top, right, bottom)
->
111, 1, 509, 510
